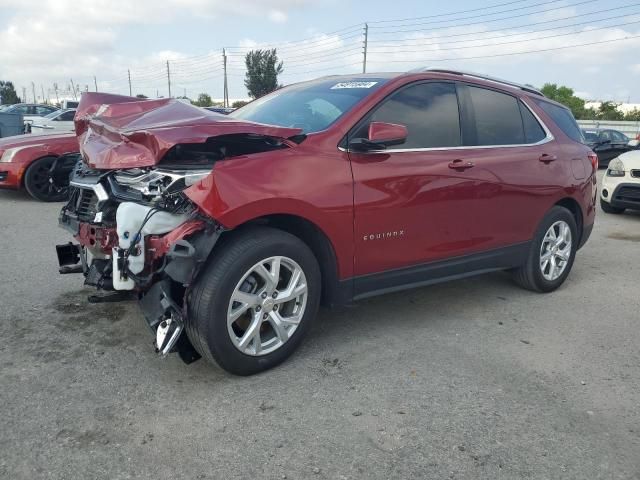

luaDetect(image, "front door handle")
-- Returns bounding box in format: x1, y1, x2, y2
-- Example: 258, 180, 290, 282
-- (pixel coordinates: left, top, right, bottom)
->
448, 159, 474, 170
539, 154, 557, 163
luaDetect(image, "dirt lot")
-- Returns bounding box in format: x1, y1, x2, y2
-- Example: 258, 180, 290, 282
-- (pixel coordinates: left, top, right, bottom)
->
1, 173, 639, 480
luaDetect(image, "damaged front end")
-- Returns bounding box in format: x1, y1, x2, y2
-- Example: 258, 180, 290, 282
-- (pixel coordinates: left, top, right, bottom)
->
57, 156, 221, 362
55, 93, 302, 364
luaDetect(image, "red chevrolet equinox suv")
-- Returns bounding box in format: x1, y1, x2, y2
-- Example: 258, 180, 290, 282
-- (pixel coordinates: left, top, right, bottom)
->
57, 68, 596, 375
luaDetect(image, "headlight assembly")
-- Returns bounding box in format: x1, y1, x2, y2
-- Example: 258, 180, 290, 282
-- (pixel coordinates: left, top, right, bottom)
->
0, 145, 41, 163
112, 168, 211, 201
607, 158, 626, 177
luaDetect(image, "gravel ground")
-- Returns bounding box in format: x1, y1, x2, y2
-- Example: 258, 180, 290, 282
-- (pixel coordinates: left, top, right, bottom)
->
1, 173, 639, 480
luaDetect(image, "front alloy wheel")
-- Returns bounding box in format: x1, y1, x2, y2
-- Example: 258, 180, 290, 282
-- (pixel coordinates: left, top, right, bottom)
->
23, 156, 72, 202
228, 256, 308, 356
186, 226, 321, 375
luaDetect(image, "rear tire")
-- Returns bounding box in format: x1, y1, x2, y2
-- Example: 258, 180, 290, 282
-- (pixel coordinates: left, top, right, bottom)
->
23, 156, 70, 202
186, 226, 321, 375
512, 206, 577, 293
600, 197, 625, 214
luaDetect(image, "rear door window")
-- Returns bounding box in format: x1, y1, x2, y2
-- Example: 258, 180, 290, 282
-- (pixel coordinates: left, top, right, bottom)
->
467, 86, 525, 145
534, 99, 584, 143
353, 82, 462, 149
610, 130, 628, 142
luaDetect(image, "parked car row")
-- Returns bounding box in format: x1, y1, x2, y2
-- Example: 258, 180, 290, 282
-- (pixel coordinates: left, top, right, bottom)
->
581, 128, 640, 167
0, 71, 638, 376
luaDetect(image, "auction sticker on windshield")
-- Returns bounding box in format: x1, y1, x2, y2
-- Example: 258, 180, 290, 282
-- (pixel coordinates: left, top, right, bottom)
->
330, 81, 378, 89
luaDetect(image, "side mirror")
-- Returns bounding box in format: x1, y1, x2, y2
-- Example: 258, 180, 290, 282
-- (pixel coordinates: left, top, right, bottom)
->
349, 122, 408, 152
598, 139, 611, 146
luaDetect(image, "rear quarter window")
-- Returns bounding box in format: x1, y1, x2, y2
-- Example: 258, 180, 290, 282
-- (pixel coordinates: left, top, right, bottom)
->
534, 100, 583, 143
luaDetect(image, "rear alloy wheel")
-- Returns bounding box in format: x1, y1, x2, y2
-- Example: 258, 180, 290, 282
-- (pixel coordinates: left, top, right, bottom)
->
186, 227, 321, 375
23, 156, 70, 202
539, 221, 572, 281
512, 206, 577, 293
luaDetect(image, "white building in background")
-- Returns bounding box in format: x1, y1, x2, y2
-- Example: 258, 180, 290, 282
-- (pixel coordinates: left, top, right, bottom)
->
585, 102, 640, 114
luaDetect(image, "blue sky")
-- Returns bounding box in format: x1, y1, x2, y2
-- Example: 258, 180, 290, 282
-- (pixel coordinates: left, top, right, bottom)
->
1, 0, 639, 102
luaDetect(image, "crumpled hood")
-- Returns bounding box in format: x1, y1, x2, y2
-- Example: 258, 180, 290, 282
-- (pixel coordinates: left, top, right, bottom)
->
75, 93, 302, 169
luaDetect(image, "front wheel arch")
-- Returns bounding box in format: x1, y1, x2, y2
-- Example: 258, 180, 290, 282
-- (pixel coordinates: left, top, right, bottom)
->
215, 214, 346, 307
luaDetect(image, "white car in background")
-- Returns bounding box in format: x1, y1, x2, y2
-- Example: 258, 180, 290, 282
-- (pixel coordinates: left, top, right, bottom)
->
600, 150, 640, 214
29, 109, 76, 133
0, 103, 59, 125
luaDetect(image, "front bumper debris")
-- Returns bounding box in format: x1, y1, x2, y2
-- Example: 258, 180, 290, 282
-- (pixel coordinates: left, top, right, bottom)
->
56, 168, 222, 364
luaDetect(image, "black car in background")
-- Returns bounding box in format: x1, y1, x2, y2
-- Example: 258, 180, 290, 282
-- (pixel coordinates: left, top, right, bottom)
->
582, 128, 638, 167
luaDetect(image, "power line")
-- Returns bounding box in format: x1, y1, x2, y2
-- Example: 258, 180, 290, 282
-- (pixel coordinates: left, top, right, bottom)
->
367, 19, 640, 54
368, 0, 543, 23
224, 31, 363, 54
367, 5, 640, 47
370, 0, 599, 34
371, 34, 640, 63
369, 0, 571, 29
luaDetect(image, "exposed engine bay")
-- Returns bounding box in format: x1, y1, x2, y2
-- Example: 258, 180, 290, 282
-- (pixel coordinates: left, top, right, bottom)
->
56, 153, 224, 362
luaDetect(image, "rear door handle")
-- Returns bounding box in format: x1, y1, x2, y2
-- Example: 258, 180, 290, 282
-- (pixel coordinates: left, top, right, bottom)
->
448, 159, 474, 170
539, 154, 557, 163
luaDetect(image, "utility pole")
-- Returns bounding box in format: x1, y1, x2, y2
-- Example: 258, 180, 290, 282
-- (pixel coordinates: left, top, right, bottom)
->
53, 83, 59, 105
70, 78, 77, 100
22, 86, 27, 103
362, 23, 369, 74
223, 49, 229, 108
31, 82, 36, 103
94, 76, 98, 92
166, 60, 172, 98
128, 69, 132, 96
41, 84, 46, 104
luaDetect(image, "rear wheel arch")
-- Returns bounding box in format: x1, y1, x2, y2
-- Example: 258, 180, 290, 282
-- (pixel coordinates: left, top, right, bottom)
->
216, 214, 345, 307
554, 197, 583, 243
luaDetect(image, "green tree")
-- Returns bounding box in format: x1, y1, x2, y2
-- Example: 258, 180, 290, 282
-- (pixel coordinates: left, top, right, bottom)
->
244, 49, 283, 99
0, 80, 20, 105
624, 108, 640, 121
193, 93, 212, 107
232, 100, 249, 108
596, 101, 624, 121
540, 83, 586, 119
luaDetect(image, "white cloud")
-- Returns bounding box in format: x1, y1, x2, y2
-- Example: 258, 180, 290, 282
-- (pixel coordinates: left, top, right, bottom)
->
269, 10, 288, 23
1, 1, 639, 102
0, 0, 312, 100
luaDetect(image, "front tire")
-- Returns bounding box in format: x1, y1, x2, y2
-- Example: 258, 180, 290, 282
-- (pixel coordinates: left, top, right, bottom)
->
512, 206, 577, 293
23, 156, 70, 202
600, 197, 625, 214
186, 226, 321, 375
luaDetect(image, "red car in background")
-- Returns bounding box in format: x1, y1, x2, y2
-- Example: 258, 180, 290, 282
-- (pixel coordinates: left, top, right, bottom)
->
0, 132, 79, 201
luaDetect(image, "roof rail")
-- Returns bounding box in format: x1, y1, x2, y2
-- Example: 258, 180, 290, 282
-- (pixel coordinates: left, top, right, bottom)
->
408, 67, 545, 97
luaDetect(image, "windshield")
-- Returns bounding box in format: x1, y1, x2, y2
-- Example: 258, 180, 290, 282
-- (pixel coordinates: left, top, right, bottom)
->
230, 78, 389, 134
